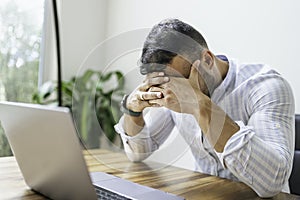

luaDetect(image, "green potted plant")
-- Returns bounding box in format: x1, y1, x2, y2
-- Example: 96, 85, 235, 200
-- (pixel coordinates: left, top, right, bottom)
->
0, 124, 12, 156
32, 69, 125, 149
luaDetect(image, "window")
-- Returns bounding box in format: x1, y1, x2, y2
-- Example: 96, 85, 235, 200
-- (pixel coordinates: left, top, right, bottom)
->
0, 0, 45, 156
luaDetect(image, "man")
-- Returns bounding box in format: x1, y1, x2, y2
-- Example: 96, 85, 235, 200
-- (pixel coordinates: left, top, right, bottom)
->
114, 18, 295, 197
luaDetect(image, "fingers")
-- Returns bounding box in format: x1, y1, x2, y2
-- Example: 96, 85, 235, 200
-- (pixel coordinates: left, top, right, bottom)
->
146, 71, 165, 79
148, 86, 162, 92
141, 77, 169, 90
139, 91, 163, 101
148, 98, 165, 108
140, 72, 169, 91
137, 90, 163, 109
188, 60, 202, 90
126, 72, 169, 111
126, 91, 162, 111
188, 60, 201, 80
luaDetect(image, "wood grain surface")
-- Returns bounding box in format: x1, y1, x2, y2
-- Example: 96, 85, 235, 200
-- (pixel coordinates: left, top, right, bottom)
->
0, 149, 299, 200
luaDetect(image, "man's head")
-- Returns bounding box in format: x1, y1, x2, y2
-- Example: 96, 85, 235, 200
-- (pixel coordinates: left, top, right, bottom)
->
139, 18, 209, 76
139, 19, 229, 96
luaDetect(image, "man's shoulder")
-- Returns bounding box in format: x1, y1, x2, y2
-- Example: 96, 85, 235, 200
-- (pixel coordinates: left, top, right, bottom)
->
231, 59, 282, 84
235, 61, 277, 75
233, 61, 292, 96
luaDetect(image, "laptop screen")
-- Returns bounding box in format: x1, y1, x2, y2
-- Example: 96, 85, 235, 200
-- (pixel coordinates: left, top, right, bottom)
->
0, 101, 97, 200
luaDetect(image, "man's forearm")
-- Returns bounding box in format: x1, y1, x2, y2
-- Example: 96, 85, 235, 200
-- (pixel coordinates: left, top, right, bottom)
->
194, 97, 240, 152
123, 114, 145, 136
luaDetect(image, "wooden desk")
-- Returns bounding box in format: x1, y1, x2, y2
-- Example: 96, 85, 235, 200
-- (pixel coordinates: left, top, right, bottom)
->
0, 149, 299, 200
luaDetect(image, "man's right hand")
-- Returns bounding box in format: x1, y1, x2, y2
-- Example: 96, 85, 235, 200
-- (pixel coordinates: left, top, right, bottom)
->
123, 71, 169, 136
126, 72, 170, 113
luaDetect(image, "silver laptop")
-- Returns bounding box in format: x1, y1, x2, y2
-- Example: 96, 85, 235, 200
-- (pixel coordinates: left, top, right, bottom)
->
0, 101, 184, 200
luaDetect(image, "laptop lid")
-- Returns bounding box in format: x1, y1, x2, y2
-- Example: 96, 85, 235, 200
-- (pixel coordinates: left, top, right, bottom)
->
0, 101, 97, 200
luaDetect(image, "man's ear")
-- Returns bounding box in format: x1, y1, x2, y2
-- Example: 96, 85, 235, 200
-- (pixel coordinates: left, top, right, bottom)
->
200, 50, 214, 70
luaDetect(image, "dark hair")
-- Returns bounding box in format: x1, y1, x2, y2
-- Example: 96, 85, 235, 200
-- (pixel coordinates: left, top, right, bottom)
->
140, 18, 208, 75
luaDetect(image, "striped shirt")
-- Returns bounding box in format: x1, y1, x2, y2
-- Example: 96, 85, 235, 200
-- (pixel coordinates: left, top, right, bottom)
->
114, 57, 295, 197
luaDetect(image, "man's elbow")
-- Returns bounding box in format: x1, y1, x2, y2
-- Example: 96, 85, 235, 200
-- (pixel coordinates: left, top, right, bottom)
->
256, 164, 289, 198
256, 188, 281, 198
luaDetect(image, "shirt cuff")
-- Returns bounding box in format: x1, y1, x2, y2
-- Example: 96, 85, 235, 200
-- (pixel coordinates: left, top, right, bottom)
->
114, 115, 150, 140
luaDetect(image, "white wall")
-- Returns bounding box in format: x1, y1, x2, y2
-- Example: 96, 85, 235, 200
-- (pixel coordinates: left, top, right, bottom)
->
59, 0, 300, 170
60, 0, 107, 80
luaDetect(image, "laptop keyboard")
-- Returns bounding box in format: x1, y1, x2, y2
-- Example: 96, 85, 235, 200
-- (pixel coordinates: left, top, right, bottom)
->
91, 172, 184, 200
94, 185, 133, 200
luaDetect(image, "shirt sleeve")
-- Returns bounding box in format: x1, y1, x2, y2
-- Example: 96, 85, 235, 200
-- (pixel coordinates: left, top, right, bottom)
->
114, 107, 175, 162
215, 77, 295, 198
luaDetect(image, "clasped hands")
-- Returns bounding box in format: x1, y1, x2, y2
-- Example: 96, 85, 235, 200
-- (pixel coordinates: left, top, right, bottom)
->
126, 60, 204, 115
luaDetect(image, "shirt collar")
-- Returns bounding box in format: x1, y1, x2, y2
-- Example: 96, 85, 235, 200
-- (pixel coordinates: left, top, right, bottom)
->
211, 55, 237, 103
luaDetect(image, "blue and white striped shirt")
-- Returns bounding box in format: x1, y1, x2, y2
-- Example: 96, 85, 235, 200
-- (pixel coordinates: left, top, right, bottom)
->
115, 57, 295, 197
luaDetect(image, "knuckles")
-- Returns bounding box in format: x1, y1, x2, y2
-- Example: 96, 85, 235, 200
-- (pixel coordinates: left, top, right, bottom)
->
164, 95, 172, 103
144, 77, 167, 88
165, 88, 172, 95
